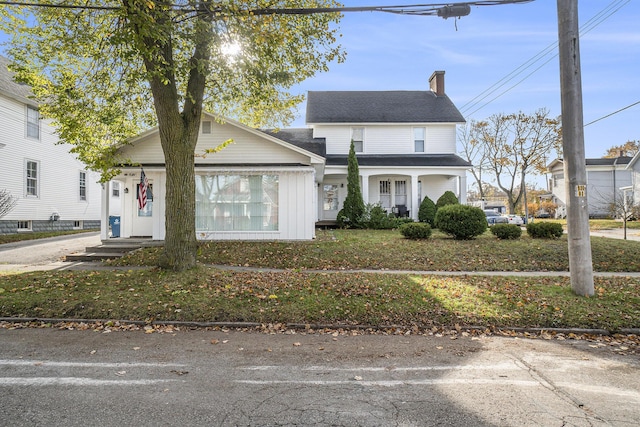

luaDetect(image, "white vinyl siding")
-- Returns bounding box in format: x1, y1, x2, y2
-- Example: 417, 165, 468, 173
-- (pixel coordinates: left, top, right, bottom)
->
314, 123, 457, 155
0, 91, 101, 223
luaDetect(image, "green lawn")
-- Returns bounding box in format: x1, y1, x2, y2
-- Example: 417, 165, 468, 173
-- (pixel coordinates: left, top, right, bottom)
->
1, 228, 640, 331
0, 229, 97, 245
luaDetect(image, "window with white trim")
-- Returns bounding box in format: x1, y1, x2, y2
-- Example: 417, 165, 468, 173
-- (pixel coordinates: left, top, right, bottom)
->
351, 127, 364, 153
112, 182, 120, 197
414, 127, 425, 152
26, 106, 40, 139
379, 180, 391, 208
195, 174, 279, 232
202, 120, 212, 134
395, 180, 407, 206
79, 171, 87, 201
25, 160, 39, 197
73, 220, 82, 229
17, 220, 31, 231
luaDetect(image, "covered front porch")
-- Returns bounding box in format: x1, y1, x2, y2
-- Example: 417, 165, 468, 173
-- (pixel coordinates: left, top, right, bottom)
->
319, 168, 467, 222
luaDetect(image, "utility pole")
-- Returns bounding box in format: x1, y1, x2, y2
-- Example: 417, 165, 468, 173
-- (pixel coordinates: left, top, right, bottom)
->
557, 0, 594, 296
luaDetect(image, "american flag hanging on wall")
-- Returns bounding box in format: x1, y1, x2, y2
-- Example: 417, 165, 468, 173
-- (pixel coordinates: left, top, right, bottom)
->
138, 168, 149, 210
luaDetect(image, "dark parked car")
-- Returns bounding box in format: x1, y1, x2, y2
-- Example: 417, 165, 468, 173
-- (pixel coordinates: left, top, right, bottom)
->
484, 209, 509, 225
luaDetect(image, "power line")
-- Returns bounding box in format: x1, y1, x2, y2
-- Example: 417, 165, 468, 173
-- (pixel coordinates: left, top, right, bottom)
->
460, 0, 630, 117
0, 0, 533, 17
584, 100, 640, 127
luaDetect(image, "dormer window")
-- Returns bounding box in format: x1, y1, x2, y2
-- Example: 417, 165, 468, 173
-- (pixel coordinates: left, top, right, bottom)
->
414, 127, 425, 152
351, 127, 364, 153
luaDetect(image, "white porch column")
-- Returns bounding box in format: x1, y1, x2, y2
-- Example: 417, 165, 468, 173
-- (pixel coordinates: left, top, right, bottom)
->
458, 174, 468, 204
360, 173, 370, 204
411, 174, 419, 221
100, 182, 110, 240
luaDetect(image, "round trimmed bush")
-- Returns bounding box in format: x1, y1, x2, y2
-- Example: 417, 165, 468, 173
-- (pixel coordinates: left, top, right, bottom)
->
436, 190, 459, 210
399, 222, 432, 240
434, 204, 487, 240
526, 222, 564, 239
490, 224, 522, 240
418, 196, 437, 226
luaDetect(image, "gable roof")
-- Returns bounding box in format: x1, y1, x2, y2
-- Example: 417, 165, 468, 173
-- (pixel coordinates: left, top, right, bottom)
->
0, 56, 36, 106
306, 91, 465, 124
260, 128, 326, 157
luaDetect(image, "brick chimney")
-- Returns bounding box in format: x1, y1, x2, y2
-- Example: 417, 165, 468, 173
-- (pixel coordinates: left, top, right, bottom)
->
429, 70, 445, 96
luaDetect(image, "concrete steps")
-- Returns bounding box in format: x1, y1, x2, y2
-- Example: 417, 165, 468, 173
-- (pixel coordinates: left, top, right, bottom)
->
64, 239, 161, 262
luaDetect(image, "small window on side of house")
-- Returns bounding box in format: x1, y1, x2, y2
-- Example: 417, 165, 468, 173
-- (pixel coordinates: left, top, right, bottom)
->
112, 182, 120, 197
79, 171, 87, 201
202, 121, 212, 134
73, 220, 82, 229
351, 127, 364, 153
25, 160, 39, 197
17, 220, 31, 231
26, 105, 40, 139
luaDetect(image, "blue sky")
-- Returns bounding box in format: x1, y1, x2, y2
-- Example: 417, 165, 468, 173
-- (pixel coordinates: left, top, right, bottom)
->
1, 1, 637, 163
289, 0, 640, 160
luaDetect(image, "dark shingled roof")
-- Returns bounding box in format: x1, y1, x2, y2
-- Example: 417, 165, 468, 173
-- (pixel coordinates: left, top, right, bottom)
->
306, 91, 465, 124
0, 56, 35, 105
585, 156, 632, 166
260, 128, 326, 157
325, 154, 471, 168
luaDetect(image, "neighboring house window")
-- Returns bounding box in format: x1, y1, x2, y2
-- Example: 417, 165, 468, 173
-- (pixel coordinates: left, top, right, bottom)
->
112, 182, 120, 197
202, 121, 212, 134
17, 220, 32, 231
79, 171, 87, 201
26, 106, 40, 139
73, 220, 82, 229
414, 127, 425, 152
379, 180, 391, 208
195, 174, 279, 232
395, 180, 407, 206
351, 127, 364, 153
25, 160, 39, 197
553, 173, 563, 188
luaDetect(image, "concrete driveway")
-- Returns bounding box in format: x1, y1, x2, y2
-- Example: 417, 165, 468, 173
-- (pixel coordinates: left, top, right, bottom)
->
0, 232, 101, 268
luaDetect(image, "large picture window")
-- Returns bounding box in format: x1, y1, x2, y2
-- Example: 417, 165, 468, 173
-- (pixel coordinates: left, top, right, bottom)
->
195, 174, 278, 232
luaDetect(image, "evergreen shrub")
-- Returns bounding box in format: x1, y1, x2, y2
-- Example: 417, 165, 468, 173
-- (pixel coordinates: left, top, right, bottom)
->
490, 224, 522, 240
526, 222, 563, 239
434, 204, 487, 240
418, 196, 437, 226
399, 222, 432, 240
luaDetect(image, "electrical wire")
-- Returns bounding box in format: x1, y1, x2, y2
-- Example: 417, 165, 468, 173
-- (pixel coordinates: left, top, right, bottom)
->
459, 0, 630, 117
584, 100, 640, 127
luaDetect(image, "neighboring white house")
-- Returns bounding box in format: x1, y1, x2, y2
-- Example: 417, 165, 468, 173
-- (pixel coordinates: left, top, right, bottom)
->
546, 156, 632, 218
102, 71, 471, 241
623, 152, 640, 209
0, 56, 101, 234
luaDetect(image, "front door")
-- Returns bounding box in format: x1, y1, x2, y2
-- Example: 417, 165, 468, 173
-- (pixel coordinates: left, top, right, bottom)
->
322, 184, 339, 220
131, 182, 153, 237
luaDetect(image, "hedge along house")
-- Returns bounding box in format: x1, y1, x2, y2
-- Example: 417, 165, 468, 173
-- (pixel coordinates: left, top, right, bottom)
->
101, 71, 471, 241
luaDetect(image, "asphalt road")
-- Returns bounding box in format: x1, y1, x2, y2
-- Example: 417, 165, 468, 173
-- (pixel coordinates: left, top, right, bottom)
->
0, 328, 639, 426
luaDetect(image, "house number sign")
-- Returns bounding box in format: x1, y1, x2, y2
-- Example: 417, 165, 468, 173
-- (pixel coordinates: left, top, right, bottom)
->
575, 185, 586, 198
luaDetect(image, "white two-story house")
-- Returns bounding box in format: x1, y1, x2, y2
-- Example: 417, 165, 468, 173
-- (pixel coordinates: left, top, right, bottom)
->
102, 71, 470, 240
0, 56, 101, 234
